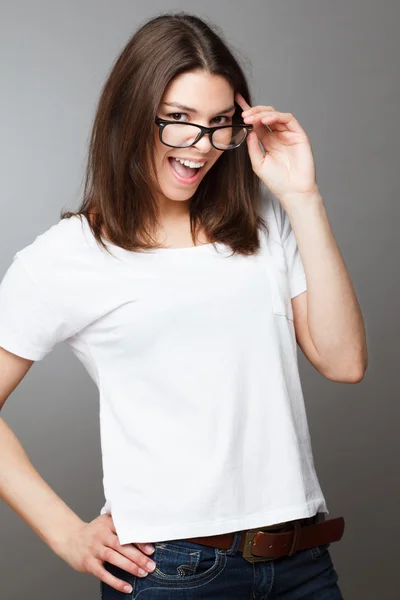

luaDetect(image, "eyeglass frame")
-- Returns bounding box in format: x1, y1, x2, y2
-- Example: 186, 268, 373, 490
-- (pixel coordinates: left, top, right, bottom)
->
154, 116, 254, 151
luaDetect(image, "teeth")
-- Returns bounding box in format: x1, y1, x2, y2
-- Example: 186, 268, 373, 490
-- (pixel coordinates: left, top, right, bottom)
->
175, 157, 205, 169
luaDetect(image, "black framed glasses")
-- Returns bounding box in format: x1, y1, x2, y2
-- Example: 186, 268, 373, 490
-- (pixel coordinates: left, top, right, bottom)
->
155, 116, 253, 151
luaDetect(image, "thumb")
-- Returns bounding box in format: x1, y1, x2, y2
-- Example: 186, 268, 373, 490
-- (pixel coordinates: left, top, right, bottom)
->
246, 131, 265, 174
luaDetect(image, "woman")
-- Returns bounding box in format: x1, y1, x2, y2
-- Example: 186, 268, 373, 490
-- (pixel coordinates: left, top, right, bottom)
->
0, 11, 367, 599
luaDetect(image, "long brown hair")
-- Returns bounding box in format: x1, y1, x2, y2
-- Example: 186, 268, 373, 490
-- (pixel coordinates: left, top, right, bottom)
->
61, 11, 268, 255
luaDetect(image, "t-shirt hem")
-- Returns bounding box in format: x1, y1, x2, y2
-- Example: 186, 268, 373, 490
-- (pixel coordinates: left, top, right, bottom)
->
112, 499, 329, 545
290, 276, 307, 299
0, 331, 45, 360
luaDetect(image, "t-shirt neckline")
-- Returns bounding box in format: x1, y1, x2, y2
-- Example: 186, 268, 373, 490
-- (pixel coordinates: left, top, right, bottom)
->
79, 214, 225, 258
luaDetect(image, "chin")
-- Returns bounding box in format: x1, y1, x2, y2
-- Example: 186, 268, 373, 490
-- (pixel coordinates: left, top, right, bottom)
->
163, 187, 197, 201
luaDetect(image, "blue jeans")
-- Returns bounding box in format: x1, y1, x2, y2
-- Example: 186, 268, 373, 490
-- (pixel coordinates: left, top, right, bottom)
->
100, 531, 344, 599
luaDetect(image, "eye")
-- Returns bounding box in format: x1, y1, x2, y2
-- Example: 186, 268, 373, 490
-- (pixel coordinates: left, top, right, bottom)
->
166, 112, 187, 121
165, 113, 232, 125
212, 116, 232, 125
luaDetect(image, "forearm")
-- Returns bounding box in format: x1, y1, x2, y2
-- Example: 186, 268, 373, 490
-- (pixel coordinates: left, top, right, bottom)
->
283, 191, 368, 377
0, 416, 84, 555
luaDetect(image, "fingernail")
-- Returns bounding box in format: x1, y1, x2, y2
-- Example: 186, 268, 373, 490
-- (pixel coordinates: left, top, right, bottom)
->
138, 568, 148, 576
147, 561, 156, 571
145, 544, 154, 553
123, 584, 133, 592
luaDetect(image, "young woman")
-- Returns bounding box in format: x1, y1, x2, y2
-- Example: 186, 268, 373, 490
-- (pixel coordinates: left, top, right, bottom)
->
0, 11, 367, 600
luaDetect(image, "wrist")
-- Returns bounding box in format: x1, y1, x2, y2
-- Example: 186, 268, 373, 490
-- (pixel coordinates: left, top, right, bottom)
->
278, 186, 323, 211
49, 515, 86, 556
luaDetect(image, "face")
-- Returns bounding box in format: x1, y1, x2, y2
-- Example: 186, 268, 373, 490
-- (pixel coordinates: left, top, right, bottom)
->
152, 70, 236, 210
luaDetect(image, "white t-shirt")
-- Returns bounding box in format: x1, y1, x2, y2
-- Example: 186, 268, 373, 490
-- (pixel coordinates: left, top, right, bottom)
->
0, 189, 328, 544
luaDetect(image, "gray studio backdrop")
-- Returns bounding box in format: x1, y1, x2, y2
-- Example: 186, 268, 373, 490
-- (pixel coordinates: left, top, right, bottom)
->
1, 1, 399, 599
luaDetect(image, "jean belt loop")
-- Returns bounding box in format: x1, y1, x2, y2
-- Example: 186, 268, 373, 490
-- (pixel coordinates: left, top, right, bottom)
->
287, 521, 302, 557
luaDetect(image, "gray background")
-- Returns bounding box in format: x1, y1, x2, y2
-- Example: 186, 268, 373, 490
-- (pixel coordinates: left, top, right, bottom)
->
1, 1, 399, 598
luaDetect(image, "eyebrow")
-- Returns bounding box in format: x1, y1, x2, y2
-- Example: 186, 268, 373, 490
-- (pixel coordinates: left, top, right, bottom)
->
162, 101, 236, 115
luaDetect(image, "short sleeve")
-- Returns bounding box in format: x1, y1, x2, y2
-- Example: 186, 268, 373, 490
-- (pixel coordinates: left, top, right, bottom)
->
279, 205, 307, 299
0, 255, 72, 361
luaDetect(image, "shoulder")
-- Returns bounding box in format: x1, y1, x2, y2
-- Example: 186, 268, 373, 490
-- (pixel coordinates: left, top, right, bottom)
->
14, 215, 93, 278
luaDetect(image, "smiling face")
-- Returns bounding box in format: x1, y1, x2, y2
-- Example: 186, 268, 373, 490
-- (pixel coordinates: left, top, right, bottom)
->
152, 69, 236, 211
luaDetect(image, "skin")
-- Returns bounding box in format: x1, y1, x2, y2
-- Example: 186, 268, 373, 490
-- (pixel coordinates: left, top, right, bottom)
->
152, 69, 236, 237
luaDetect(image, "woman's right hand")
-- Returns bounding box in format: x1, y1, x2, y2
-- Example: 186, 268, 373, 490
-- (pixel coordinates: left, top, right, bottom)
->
56, 513, 156, 594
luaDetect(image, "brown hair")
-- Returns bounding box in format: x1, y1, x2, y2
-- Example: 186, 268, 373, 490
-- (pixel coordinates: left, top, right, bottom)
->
60, 11, 268, 256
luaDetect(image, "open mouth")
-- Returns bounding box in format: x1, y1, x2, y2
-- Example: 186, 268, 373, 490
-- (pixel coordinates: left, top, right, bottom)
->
168, 157, 206, 184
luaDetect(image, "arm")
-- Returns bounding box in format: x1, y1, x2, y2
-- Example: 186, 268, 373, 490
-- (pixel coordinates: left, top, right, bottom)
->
0, 347, 84, 556
0, 346, 156, 594
286, 191, 368, 383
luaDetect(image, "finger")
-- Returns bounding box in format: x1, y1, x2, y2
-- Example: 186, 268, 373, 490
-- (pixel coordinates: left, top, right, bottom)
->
113, 537, 155, 563
246, 130, 267, 167
242, 105, 276, 116
101, 545, 156, 577
136, 542, 155, 555
104, 513, 117, 533
244, 111, 296, 133
243, 112, 274, 133
100, 533, 155, 572
260, 111, 303, 133
92, 559, 136, 594
235, 92, 251, 112
243, 110, 283, 124
104, 516, 154, 555
243, 109, 279, 119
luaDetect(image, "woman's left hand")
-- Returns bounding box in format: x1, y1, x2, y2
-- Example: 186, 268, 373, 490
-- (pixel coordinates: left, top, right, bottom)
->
235, 92, 320, 204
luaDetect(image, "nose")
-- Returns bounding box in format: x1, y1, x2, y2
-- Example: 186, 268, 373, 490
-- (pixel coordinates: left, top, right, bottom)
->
192, 131, 215, 154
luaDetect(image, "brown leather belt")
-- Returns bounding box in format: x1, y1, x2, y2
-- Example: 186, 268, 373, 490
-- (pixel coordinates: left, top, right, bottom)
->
184, 514, 345, 562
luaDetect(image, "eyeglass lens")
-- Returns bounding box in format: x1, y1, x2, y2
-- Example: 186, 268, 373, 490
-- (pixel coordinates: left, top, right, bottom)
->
161, 123, 247, 149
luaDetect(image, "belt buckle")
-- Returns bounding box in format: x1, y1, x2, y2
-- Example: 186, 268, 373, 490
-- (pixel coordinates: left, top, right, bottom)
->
241, 515, 322, 563
242, 526, 281, 563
